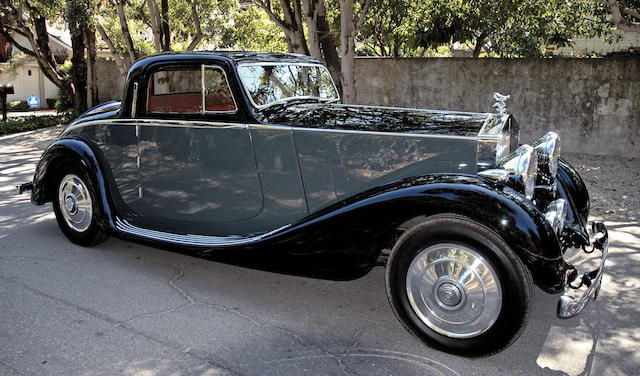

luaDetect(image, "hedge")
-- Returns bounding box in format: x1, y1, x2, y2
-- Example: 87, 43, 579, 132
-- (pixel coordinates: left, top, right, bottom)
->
0, 114, 75, 136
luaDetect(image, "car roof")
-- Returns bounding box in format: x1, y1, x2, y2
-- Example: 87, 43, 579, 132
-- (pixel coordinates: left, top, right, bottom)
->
133, 51, 324, 67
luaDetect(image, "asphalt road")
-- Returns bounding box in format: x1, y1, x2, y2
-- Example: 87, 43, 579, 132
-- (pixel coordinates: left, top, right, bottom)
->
1, 126, 639, 376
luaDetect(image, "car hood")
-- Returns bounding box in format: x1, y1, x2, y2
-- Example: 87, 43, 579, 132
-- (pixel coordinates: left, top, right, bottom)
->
258, 103, 493, 137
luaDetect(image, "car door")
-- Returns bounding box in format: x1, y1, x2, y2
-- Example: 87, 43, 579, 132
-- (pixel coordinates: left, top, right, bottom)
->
135, 64, 263, 232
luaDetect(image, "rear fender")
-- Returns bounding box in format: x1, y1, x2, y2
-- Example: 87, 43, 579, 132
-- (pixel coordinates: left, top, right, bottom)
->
32, 136, 115, 230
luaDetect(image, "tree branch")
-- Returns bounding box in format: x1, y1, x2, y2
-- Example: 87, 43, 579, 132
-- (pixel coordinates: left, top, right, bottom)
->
253, 0, 290, 30
186, 0, 204, 50
606, 0, 640, 32
115, 0, 137, 65
0, 27, 36, 57
96, 23, 129, 76
354, 0, 372, 33
623, 6, 640, 20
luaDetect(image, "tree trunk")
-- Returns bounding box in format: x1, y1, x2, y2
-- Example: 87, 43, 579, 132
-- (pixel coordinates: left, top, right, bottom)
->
147, 0, 164, 53
118, 0, 137, 65
161, 0, 170, 51
339, 0, 356, 103
338, 0, 371, 103
70, 32, 87, 114
472, 33, 486, 58
84, 29, 98, 107
282, 0, 309, 55
316, 0, 342, 96
303, 0, 322, 60
0, 13, 13, 62
607, 0, 640, 32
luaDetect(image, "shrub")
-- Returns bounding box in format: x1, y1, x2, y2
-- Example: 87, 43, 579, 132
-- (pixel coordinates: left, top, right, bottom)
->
46, 98, 57, 109
0, 114, 75, 135
55, 88, 72, 113
8, 100, 30, 111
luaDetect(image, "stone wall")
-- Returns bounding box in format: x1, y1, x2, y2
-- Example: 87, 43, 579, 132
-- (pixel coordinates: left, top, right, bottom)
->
94, 57, 639, 157
355, 57, 639, 157
95, 60, 125, 103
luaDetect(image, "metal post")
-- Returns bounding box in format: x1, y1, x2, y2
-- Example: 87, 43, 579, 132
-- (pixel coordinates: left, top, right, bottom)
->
1, 93, 6, 122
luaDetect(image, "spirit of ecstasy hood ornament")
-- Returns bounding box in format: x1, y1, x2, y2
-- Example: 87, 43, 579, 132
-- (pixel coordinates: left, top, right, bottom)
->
493, 92, 511, 117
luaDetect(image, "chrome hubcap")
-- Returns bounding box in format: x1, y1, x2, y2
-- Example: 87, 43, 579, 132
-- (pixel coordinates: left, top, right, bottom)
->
406, 243, 502, 338
58, 174, 92, 232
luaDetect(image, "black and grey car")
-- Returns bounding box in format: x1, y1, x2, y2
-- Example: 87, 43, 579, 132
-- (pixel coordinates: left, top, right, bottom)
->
18, 52, 608, 356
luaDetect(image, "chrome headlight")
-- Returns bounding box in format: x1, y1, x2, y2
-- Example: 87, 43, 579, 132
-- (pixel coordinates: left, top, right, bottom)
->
500, 144, 538, 200
544, 198, 567, 235
533, 131, 561, 176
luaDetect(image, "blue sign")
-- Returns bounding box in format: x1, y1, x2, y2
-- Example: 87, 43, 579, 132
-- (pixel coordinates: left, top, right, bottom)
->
27, 95, 40, 107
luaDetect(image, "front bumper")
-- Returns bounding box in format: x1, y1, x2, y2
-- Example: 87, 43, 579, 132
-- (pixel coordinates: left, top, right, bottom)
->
557, 221, 608, 319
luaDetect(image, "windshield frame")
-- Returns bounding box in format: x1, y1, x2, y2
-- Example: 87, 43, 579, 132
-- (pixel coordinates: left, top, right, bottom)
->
236, 62, 341, 110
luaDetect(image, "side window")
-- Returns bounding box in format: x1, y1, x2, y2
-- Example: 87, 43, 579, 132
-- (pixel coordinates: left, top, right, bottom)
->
147, 68, 202, 113
145, 65, 236, 114
204, 66, 237, 112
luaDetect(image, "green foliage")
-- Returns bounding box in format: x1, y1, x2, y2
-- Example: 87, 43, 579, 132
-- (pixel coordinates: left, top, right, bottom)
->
65, 0, 96, 36
55, 88, 73, 113
46, 98, 57, 109
355, 0, 614, 57
0, 114, 74, 135
0, 53, 30, 76
216, 5, 287, 52
7, 100, 30, 111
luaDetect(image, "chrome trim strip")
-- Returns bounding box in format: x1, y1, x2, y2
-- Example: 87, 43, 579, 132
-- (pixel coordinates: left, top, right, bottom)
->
86, 101, 121, 116
72, 118, 247, 130
289, 126, 478, 140
237, 62, 340, 109
69, 118, 479, 140
201, 64, 206, 113
337, 103, 494, 118
203, 64, 239, 114
115, 217, 291, 247
130, 82, 138, 117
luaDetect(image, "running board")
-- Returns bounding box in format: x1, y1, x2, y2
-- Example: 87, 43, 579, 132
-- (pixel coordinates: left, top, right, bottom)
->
115, 217, 290, 247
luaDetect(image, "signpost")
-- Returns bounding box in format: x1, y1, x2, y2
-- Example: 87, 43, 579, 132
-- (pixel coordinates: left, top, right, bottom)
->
27, 95, 40, 116
0, 84, 15, 122
28, 95, 40, 108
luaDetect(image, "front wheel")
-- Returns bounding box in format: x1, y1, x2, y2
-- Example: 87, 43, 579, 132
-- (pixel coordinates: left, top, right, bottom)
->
386, 214, 532, 356
52, 165, 108, 247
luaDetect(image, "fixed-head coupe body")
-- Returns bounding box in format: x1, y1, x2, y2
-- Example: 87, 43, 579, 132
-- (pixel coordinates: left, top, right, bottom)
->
23, 52, 607, 356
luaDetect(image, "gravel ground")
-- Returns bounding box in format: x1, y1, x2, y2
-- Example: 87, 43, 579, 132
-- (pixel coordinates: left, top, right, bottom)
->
562, 153, 640, 223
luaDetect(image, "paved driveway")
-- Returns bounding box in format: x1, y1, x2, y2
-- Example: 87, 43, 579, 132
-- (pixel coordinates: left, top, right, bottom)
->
1, 126, 638, 376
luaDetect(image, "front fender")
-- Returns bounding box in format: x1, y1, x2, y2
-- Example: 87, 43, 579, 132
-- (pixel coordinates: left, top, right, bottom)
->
32, 136, 115, 230
270, 175, 570, 292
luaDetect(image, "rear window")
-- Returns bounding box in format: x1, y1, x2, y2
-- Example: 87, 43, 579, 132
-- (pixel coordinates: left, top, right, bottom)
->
146, 65, 236, 114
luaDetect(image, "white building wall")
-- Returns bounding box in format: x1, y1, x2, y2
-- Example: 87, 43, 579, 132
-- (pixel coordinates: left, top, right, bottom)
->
552, 30, 640, 56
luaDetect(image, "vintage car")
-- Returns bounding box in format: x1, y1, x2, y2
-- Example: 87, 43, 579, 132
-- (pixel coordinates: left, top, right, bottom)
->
18, 52, 607, 356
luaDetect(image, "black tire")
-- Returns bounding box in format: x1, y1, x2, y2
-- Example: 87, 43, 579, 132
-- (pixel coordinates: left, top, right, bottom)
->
52, 163, 109, 247
386, 213, 532, 357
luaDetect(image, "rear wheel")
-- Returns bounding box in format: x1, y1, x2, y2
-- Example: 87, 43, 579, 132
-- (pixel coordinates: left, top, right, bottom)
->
52, 165, 108, 246
386, 214, 532, 356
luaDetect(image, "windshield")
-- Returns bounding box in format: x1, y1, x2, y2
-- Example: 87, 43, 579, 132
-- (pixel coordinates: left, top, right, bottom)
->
238, 63, 339, 108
